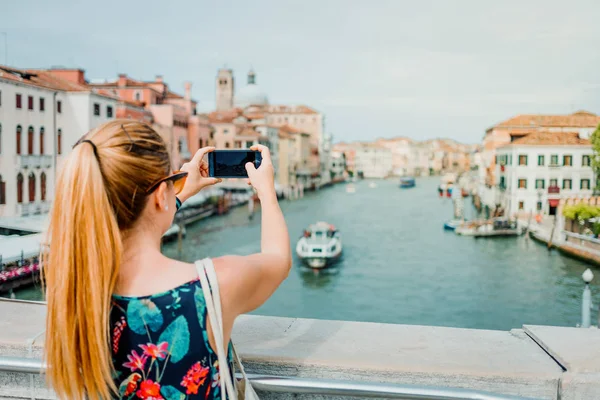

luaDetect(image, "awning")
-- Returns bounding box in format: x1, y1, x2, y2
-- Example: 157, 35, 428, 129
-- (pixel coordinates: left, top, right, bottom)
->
549, 199, 560, 207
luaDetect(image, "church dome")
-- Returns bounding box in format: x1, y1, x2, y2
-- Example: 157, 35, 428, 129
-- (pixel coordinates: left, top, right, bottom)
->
234, 69, 269, 108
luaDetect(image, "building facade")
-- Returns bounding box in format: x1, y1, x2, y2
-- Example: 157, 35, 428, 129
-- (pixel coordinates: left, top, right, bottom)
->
495, 131, 594, 217
0, 66, 117, 218
355, 145, 393, 179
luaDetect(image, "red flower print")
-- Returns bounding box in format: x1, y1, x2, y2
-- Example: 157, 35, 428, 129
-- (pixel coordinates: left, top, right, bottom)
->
181, 361, 210, 395
136, 379, 164, 400
112, 316, 127, 354
124, 373, 142, 396
140, 342, 169, 360
123, 350, 147, 372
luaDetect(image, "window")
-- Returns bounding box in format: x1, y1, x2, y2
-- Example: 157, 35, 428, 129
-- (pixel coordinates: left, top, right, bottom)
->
27, 126, 34, 155
582, 155, 591, 167
16, 94, 22, 109
28, 173, 36, 202
549, 178, 558, 187
538, 155, 545, 166
41, 172, 47, 201
537, 202, 542, 211
234, 141, 241, 149
107, 105, 113, 118
550, 154, 559, 165
134, 91, 142, 101
225, 142, 230, 148
39, 127, 45, 155
28, 96, 33, 110
0, 175, 5, 205
39, 98, 45, 111
57, 129, 62, 155
16, 173, 23, 203
209, 131, 214, 140
518, 155, 527, 166
581, 179, 591, 190
518, 201, 524, 210
177, 138, 183, 153
93, 103, 100, 116
535, 179, 545, 189
223, 129, 229, 134
199, 139, 203, 148
518, 179, 527, 189
16, 125, 22, 154
0, 123, 2, 154
57, 100, 62, 113
563, 179, 572, 189
563, 155, 572, 166
499, 176, 506, 189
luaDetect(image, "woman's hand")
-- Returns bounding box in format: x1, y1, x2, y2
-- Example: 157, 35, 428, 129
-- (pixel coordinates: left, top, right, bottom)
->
178, 147, 221, 202
245, 144, 276, 201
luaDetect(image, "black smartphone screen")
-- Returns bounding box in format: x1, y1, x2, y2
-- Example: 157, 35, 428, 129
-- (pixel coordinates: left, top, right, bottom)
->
209, 150, 261, 178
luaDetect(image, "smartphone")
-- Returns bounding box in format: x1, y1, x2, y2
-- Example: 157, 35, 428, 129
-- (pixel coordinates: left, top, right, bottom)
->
208, 150, 262, 178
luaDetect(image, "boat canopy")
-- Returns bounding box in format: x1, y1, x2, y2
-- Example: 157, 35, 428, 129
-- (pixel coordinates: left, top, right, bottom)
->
0, 233, 43, 264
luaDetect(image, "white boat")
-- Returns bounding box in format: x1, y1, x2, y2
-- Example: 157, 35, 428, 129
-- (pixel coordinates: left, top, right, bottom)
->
163, 224, 186, 242
296, 222, 342, 269
369, 182, 377, 189
346, 184, 356, 193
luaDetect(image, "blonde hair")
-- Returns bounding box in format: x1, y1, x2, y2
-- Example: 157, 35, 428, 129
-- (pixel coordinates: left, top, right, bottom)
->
43, 120, 171, 399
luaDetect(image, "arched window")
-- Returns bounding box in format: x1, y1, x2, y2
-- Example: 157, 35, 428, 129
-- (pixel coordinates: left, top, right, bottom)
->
0, 175, 5, 205
16, 125, 22, 154
199, 139, 203, 149
28, 172, 36, 202
40, 172, 46, 201
16, 173, 23, 203
40, 127, 45, 155
27, 126, 34, 155
225, 142, 230, 148
0, 123, 2, 154
57, 128, 62, 155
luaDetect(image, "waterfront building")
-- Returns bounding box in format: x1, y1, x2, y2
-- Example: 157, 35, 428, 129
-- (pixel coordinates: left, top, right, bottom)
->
0, 66, 117, 218
90, 74, 203, 169
480, 111, 600, 212
375, 137, 414, 176
329, 151, 346, 182
495, 130, 593, 217
355, 145, 393, 179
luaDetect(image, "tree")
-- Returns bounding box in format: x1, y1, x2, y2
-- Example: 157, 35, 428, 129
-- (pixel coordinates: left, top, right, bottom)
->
590, 124, 600, 192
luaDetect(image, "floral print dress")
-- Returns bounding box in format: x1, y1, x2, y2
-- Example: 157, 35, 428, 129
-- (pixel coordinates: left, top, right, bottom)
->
111, 279, 233, 400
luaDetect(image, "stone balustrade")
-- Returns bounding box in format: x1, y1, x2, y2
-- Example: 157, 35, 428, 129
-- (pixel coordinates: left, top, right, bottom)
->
0, 299, 599, 399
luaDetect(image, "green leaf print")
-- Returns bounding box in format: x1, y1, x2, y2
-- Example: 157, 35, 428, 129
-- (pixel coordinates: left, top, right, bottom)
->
160, 385, 186, 400
127, 299, 164, 335
158, 315, 190, 364
194, 285, 206, 328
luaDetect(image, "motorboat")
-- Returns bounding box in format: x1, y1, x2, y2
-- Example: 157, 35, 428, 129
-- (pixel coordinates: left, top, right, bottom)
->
443, 219, 464, 231
369, 182, 377, 189
296, 222, 342, 269
400, 177, 416, 188
473, 218, 524, 238
346, 184, 356, 193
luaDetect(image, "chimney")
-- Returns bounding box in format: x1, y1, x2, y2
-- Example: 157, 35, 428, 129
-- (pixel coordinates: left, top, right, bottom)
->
156, 75, 163, 83
118, 74, 127, 87
184, 82, 192, 100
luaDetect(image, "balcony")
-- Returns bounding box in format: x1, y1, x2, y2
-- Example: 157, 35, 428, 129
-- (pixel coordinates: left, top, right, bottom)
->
16, 203, 32, 216
17, 155, 44, 169
549, 162, 560, 168
41, 155, 52, 169
548, 185, 560, 195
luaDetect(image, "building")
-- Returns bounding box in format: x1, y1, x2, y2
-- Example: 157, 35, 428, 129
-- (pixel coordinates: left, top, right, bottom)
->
355, 145, 393, 178
495, 131, 594, 217
0, 66, 117, 218
375, 137, 413, 176
329, 151, 346, 183
90, 74, 201, 169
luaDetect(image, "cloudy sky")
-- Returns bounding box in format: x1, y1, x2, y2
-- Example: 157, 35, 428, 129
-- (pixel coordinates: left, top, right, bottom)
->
2, 0, 599, 143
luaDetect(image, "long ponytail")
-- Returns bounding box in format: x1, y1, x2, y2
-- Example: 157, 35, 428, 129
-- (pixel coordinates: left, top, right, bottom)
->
42, 120, 172, 399
43, 141, 122, 399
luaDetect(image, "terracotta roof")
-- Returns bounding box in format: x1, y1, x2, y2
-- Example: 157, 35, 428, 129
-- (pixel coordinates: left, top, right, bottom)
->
245, 112, 265, 120
278, 131, 293, 140
207, 109, 243, 124
166, 91, 183, 99
0, 66, 90, 92
278, 124, 304, 134
507, 131, 590, 146
267, 104, 319, 114
492, 111, 600, 129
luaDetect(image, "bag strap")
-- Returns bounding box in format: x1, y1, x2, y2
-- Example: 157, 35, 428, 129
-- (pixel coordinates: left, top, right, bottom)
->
195, 259, 237, 399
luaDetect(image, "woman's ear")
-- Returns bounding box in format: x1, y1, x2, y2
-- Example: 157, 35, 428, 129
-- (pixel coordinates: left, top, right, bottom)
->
154, 182, 169, 211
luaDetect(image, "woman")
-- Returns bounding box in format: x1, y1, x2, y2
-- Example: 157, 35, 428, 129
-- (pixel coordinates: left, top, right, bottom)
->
43, 120, 291, 400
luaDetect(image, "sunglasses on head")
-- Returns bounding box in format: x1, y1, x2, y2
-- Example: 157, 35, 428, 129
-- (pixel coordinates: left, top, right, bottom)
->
146, 171, 188, 195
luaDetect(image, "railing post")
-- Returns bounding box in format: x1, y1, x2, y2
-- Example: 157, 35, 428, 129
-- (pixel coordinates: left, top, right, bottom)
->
582, 268, 594, 328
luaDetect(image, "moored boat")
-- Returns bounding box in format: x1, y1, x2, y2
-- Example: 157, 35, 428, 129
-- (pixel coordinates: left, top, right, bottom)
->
443, 219, 464, 231
473, 218, 523, 238
400, 177, 416, 188
296, 222, 342, 269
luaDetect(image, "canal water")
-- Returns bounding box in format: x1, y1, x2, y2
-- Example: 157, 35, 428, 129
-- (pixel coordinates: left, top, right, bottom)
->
15, 177, 600, 331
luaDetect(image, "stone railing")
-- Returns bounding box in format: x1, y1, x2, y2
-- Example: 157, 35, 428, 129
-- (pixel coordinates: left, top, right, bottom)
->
0, 299, 599, 399
564, 231, 600, 253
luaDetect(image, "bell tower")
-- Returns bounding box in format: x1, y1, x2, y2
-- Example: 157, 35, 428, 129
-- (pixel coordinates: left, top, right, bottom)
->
216, 68, 234, 111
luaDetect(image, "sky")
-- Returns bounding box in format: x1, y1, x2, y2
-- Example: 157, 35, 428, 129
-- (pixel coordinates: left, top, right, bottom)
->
1, 0, 600, 144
